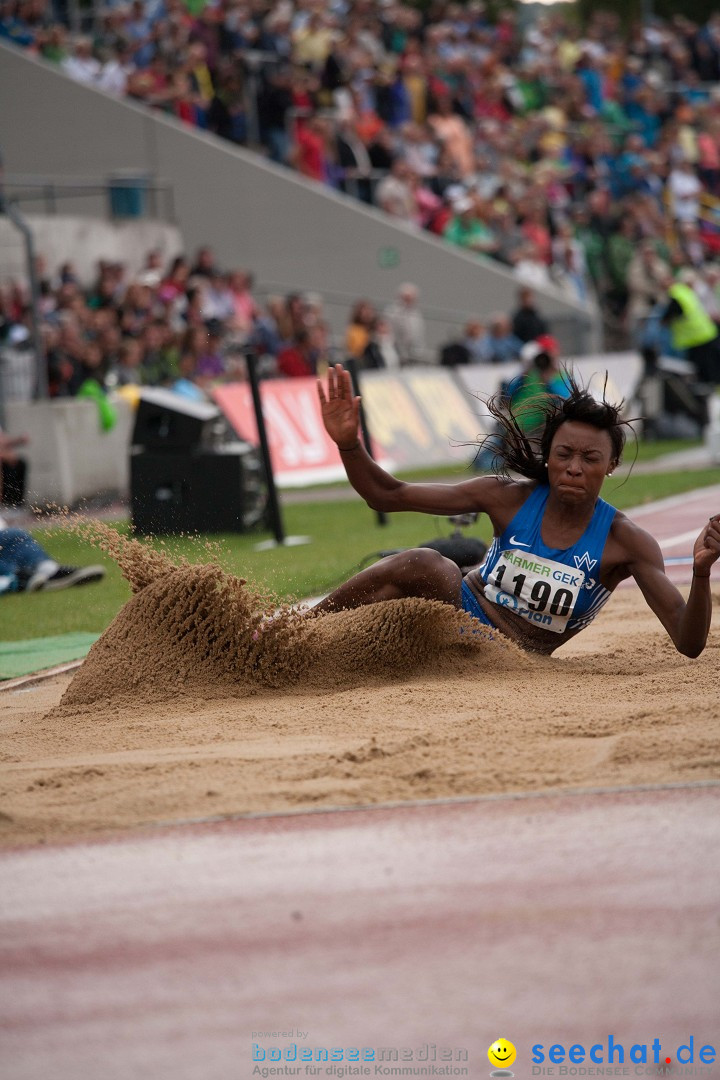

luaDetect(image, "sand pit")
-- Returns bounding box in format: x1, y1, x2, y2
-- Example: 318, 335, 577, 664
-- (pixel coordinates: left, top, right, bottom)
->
0, 524, 718, 848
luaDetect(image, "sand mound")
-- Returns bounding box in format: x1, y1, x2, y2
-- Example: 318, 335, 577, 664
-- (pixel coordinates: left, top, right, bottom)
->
57, 524, 527, 711
2, 522, 717, 846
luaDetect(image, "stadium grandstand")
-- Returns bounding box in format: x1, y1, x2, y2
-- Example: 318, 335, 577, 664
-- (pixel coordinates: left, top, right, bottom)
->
0, 0, 719, 494
2, 1, 720, 335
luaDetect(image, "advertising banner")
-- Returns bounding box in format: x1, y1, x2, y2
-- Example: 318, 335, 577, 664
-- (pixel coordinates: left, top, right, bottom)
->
359, 368, 486, 470
213, 355, 644, 488
213, 378, 349, 486
214, 369, 489, 486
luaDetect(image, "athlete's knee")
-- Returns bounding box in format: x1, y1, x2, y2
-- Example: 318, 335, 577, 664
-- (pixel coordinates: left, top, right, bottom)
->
398, 546, 441, 571
413, 546, 457, 571
403, 548, 442, 565
374, 548, 431, 576
399, 547, 461, 586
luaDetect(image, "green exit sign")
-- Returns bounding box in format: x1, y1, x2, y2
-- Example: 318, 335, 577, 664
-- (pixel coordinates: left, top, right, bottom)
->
378, 246, 400, 269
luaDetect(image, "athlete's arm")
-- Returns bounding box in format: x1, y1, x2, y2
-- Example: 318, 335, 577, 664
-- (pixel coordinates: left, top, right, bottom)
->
617, 515, 719, 658
318, 364, 516, 517
342, 447, 509, 515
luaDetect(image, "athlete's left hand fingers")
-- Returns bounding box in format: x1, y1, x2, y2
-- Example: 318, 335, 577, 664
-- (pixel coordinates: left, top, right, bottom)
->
701, 517, 720, 556
705, 515, 720, 543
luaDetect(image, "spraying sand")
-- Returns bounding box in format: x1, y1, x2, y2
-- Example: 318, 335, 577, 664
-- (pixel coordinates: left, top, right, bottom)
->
0, 524, 718, 848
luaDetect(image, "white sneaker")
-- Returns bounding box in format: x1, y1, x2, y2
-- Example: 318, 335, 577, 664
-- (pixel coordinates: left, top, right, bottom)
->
0, 574, 17, 595
35, 565, 106, 592
25, 559, 60, 592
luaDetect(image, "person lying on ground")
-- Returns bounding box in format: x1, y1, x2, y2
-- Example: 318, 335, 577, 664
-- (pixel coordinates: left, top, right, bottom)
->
315, 365, 718, 658
0, 518, 105, 596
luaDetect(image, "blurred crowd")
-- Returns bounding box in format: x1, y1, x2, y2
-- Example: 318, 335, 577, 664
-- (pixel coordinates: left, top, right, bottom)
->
0, 247, 327, 401
0, 246, 447, 402
4, 0, 720, 338
0, 243, 559, 401
2, 241, 720, 409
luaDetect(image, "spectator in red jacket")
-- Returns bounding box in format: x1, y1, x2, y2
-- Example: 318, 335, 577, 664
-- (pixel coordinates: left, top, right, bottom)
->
277, 330, 315, 377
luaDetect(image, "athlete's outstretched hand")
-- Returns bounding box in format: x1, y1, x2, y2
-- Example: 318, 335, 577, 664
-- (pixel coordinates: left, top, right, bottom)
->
317, 364, 361, 450
693, 514, 720, 577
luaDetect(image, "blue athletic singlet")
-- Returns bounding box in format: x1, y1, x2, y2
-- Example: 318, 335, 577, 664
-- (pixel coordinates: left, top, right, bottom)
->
465, 484, 617, 636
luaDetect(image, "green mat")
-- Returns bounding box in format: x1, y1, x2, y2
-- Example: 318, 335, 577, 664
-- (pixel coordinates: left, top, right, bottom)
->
0, 632, 100, 681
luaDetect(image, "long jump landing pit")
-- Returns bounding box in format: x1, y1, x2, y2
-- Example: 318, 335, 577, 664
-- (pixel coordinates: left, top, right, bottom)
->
0, 487, 719, 1076
0, 486, 718, 848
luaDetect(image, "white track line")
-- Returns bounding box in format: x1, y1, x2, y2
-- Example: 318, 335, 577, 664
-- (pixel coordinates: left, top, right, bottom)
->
628, 484, 719, 519
140, 778, 720, 834
659, 528, 706, 549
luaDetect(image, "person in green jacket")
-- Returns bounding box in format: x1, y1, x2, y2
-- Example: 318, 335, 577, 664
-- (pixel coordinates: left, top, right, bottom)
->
506, 337, 572, 436
443, 197, 498, 257
660, 275, 720, 384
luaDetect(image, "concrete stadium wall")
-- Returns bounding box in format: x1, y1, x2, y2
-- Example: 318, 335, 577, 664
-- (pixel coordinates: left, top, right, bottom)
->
0, 42, 600, 356
5, 397, 135, 505
0, 216, 183, 286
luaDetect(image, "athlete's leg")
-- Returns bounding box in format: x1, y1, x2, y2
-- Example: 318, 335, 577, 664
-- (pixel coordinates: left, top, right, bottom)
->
314, 547, 462, 614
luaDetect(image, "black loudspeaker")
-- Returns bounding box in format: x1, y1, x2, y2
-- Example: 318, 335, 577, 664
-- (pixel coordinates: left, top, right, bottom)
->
131, 445, 266, 535
132, 388, 227, 452
1, 458, 27, 506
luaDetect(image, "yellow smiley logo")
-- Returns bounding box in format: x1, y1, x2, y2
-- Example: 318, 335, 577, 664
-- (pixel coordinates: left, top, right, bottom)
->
488, 1040, 517, 1069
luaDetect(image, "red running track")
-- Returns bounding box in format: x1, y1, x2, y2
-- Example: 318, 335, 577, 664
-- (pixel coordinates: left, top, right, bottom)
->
624, 483, 719, 585
1, 787, 720, 1080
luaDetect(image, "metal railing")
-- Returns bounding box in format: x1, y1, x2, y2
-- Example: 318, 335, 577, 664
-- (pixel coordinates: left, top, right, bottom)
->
0, 343, 38, 415
1, 174, 176, 223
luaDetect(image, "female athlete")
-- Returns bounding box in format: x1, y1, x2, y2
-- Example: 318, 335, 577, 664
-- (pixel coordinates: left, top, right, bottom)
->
315, 365, 718, 657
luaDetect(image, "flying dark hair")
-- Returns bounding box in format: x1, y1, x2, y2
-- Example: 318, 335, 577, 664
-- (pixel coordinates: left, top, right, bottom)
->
480, 371, 628, 482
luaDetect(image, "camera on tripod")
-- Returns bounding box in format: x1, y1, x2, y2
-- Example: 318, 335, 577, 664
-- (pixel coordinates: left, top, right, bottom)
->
447, 512, 479, 530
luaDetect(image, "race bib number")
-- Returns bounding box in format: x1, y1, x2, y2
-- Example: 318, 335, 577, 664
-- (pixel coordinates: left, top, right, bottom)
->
484, 549, 585, 634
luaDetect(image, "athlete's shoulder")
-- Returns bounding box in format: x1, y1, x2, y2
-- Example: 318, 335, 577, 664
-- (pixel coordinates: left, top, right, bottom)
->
609, 510, 646, 540
608, 511, 663, 563
484, 476, 538, 497
470, 475, 537, 509
465, 476, 538, 534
